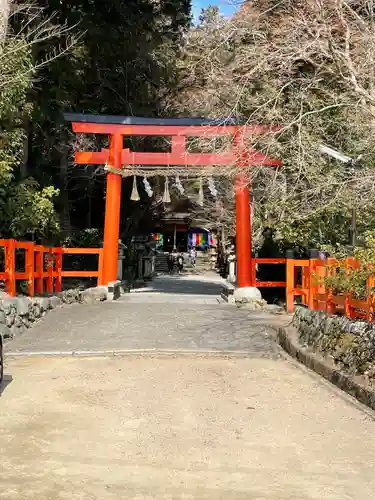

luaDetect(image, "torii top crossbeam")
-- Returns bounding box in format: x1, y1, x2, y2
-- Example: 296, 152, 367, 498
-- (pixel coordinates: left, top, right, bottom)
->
65, 113, 281, 290
64, 113, 281, 169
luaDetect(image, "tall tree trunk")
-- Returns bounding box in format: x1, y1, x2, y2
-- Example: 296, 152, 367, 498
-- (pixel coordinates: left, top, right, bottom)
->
0, 0, 10, 41
59, 146, 71, 235
87, 167, 94, 229
20, 117, 30, 179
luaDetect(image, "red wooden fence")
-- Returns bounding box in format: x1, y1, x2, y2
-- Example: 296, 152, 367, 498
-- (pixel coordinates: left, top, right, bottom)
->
0, 239, 370, 323
286, 256, 375, 321
0, 240, 103, 297
252, 257, 287, 288
251, 254, 375, 322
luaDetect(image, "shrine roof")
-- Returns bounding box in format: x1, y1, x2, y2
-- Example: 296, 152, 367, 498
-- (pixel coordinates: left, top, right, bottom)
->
63, 113, 236, 127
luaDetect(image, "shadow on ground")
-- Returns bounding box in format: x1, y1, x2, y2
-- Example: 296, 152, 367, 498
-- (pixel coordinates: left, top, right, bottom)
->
134, 275, 223, 296
4, 274, 290, 354
0, 374, 13, 396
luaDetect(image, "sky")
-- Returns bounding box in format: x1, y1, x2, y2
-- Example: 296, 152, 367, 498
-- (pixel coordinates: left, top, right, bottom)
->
192, 0, 239, 23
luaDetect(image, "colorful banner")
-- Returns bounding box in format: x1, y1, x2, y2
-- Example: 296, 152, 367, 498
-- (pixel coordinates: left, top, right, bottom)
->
152, 233, 163, 248
188, 232, 215, 248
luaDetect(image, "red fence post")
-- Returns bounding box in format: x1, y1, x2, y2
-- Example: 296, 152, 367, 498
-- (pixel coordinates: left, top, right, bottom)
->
308, 250, 319, 311
98, 249, 104, 286
344, 258, 352, 319
26, 242, 35, 296
251, 257, 257, 287
326, 257, 335, 314
367, 273, 375, 322
46, 249, 54, 294
315, 255, 326, 311
301, 263, 309, 307
35, 246, 44, 295
286, 250, 295, 313
55, 248, 63, 293
5, 239, 16, 297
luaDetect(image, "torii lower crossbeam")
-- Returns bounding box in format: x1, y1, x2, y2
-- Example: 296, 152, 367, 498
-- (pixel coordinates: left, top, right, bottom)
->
65, 114, 281, 289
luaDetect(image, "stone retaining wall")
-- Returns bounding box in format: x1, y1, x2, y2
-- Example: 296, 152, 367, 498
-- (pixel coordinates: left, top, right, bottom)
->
1, 286, 107, 342
293, 306, 375, 384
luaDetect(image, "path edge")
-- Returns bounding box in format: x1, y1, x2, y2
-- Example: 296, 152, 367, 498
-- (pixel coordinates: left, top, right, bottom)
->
277, 325, 375, 411
4, 348, 270, 359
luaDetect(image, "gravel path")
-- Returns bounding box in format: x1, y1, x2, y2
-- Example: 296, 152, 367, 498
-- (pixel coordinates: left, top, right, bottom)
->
1, 355, 375, 500
5, 275, 288, 355
2, 274, 375, 499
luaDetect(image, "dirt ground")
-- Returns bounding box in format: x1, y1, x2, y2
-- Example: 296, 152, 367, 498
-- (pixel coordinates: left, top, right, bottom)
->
1, 355, 375, 500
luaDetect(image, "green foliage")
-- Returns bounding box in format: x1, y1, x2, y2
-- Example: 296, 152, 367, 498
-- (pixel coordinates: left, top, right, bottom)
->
323, 264, 368, 299
320, 234, 375, 299
63, 228, 102, 248
6, 182, 60, 239
0, 24, 60, 241
0, 35, 31, 174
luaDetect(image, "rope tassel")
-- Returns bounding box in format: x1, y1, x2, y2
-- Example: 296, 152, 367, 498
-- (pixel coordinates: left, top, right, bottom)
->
163, 176, 171, 203
174, 175, 185, 195
130, 176, 140, 201
143, 176, 153, 197
208, 177, 217, 197
198, 177, 204, 206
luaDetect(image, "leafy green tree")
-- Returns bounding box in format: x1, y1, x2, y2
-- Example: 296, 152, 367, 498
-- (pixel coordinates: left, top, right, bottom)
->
0, 3, 63, 241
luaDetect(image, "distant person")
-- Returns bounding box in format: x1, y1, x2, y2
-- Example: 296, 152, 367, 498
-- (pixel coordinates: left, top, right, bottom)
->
167, 251, 174, 274
177, 252, 184, 274
189, 247, 197, 267
171, 248, 179, 273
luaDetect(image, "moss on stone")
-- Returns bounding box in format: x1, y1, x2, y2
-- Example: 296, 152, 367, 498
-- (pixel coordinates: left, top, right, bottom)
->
293, 307, 375, 384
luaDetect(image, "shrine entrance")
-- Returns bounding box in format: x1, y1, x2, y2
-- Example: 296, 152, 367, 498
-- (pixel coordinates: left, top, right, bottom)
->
65, 114, 281, 289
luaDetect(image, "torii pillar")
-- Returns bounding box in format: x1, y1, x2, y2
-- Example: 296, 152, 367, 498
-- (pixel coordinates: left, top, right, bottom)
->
102, 133, 123, 285
234, 132, 253, 290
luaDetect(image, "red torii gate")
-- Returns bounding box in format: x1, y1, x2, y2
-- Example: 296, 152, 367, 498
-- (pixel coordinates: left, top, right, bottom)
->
65, 114, 281, 290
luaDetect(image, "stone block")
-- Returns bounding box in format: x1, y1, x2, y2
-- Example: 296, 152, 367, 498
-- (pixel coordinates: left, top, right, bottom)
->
14, 315, 23, 328
107, 281, 121, 301
239, 299, 267, 311
120, 281, 131, 293
50, 296, 62, 309
30, 302, 42, 320
234, 287, 262, 303
36, 297, 51, 312
0, 323, 12, 340
22, 316, 31, 328
61, 289, 80, 304
88, 286, 107, 301
5, 313, 15, 328
80, 290, 95, 305
221, 283, 235, 304
80, 286, 107, 304
264, 304, 285, 314
10, 324, 24, 338
2, 297, 18, 313
16, 297, 31, 316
